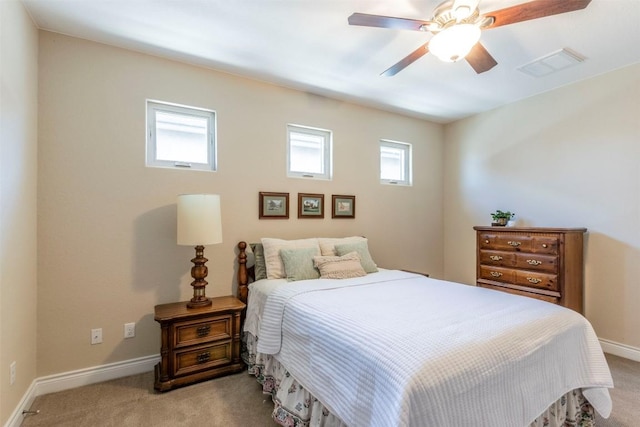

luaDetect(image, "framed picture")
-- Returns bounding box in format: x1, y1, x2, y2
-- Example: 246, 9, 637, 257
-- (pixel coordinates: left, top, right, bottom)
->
259, 192, 289, 219
332, 195, 355, 219
298, 193, 324, 219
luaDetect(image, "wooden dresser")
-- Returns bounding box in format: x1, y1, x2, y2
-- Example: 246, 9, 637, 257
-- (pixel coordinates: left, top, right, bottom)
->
154, 296, 245, 391
473, 226, 586, 313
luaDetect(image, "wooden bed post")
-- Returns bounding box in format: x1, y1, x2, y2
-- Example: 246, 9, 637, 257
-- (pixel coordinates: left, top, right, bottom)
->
237, 241, 249, 304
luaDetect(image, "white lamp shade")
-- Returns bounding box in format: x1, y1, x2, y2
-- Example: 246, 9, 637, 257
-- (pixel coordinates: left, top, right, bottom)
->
177, 194, 223, 246
429, 24, 481, 62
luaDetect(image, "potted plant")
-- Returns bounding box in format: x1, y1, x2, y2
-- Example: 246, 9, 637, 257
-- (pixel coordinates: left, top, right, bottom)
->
490, 210, 515, 226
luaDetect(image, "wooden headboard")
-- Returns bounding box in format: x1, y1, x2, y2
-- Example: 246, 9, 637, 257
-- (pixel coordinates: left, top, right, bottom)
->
237, 241, 254, 304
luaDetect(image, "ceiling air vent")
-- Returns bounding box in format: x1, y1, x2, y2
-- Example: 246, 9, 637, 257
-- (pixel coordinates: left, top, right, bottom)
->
517, 48, 586, 78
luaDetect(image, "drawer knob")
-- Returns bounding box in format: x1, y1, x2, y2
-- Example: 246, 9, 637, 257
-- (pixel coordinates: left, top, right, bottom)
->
485, 239, 490, 244
527, 277, 542, 284
526, 260, 542, 266
196, 325, 211, 337
507, 241, 521, 247
542, 243, 548, 248
489, 255, 503, 261
490, 272, 503, 277
197, 352, 211, 364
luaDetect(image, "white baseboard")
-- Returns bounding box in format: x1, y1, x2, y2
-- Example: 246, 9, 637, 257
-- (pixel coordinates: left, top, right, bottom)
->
34, 354, 160, 396
600, 338, 640, 362
3, 354, 159, 427
4, 379, 38, 427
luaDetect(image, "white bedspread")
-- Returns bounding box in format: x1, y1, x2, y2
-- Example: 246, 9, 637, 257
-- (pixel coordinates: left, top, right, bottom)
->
249, 270, 613, 427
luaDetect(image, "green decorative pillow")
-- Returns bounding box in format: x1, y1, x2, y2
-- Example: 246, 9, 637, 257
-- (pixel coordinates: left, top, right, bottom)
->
335, 241, 378, 273
249, 243, 267, 281
313, 252, 367, 279
280, 247, 321, 282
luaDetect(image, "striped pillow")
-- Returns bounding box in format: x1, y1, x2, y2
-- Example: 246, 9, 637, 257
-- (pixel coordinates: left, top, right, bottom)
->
313, 252, 366, 279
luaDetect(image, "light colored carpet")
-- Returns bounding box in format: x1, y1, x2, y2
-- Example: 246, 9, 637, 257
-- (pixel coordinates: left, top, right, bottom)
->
22, 353, 639, 426
595, 354, 640, 427
21, 370, 275, 427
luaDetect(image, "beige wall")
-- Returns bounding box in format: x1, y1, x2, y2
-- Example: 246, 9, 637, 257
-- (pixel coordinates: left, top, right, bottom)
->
443, 64, 640, 350
36, 32, 444, 376
0, 1, 39, 424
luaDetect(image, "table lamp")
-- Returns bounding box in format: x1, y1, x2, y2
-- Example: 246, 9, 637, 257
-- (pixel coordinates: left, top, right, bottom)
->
177, 194, 222, 308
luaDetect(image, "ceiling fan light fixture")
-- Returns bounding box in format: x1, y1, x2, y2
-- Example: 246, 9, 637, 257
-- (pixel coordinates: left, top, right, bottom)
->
429, 24, 481, 62
453, 5, 472, 20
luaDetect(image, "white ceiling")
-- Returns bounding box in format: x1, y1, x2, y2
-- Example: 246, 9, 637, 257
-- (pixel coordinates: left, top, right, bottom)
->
22, 0, 640, 123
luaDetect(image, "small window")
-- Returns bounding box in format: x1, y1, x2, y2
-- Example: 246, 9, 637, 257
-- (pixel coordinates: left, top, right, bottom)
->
287, 124, 332, 180
146, 100, 216, 171
380, 140, 412, 186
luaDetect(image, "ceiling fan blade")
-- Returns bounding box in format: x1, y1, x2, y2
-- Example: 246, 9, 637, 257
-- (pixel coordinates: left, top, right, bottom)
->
465, 42, 498, 74
381, 42, 430, 77
348, 13, 433, 31
481, 0, 592, 30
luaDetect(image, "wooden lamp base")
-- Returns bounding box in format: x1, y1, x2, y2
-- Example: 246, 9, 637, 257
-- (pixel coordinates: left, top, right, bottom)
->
187, 245, 213, 308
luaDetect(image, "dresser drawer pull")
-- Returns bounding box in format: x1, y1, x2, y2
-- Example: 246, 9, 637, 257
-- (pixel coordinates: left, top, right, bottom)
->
527, 277, 542, 284
484, 239, 490, 244
489, 255, 503, 261
542, 244, 548, 248
196, 325, 211, 337
526, 260, 542, 266
490, 272, 503, 277
196, 352, 211, 364
507, 241, 521, 247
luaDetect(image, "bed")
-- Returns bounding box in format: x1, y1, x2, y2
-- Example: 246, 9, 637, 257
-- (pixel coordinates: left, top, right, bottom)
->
236, 238, 613, 427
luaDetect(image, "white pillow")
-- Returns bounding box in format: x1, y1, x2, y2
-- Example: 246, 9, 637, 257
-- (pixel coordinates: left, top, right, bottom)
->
317, 236, 367, 256
261, 237, 320, 279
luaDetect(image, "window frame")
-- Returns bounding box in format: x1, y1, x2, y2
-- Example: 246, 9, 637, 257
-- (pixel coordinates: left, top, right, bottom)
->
379, 139, 412, 186
146, 100, 217, 172
286, 124, 333, 180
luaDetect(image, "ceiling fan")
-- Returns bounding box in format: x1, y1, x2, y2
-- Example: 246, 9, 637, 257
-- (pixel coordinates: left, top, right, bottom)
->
348, 0, 592, 76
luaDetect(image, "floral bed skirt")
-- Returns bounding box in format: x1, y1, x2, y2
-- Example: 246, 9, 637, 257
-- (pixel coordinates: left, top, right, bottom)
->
242, 332, 596, 427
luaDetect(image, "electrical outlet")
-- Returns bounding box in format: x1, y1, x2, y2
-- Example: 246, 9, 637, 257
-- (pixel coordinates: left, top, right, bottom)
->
124, 322, 135, 339
91, 328, 103, 344
10, 361, 16, 385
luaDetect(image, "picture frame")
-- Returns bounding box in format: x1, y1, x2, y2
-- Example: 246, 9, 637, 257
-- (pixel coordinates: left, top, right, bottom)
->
298, 193, 324, 219
332, 195, 355, 219
259, 192, 289, 219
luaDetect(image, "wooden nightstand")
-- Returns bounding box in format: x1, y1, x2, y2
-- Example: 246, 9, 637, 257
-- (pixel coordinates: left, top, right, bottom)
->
154, 296, 246, 392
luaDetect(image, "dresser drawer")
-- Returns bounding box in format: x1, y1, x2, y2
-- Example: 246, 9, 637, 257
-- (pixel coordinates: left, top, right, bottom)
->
479, 233, 532, 252
531, 237, 559, 255
479, 265, 515, 284
478, 282, 559, 304
514, 253, 558, 273
479, 250, 516, 267
173, 341, 232, 377
515, 270, 559, 292
173, 315, 232, 348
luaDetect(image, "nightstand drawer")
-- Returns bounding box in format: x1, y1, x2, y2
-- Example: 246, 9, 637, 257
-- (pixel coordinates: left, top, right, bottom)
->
173, 315, 232, 348
173, 341, 232, 377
